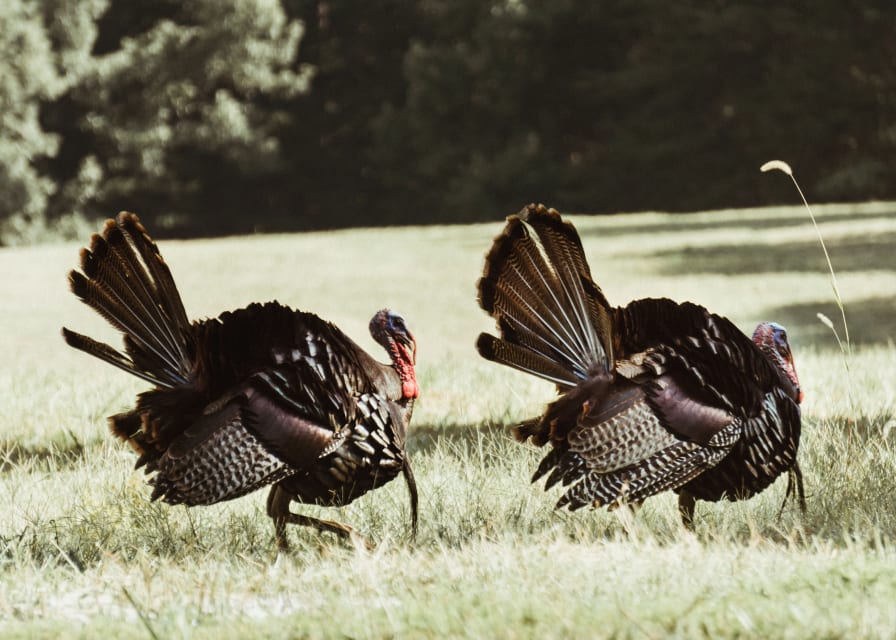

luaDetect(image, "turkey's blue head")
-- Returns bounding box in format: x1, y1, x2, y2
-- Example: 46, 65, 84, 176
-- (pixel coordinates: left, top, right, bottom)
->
753, 322, 802, 403
370, 309, 419, 399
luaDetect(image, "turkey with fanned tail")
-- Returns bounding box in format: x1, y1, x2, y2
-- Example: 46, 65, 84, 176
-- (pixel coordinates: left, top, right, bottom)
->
63, 212, 419, 548
476, 204, 804, 526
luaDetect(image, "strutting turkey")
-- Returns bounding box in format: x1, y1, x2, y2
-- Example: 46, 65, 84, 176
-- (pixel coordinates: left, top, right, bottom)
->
63, 212, 419, 548
476, 204, 804, 526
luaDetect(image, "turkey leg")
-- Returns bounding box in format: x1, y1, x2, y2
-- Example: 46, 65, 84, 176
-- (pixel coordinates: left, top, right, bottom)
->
266, 484, 370, 550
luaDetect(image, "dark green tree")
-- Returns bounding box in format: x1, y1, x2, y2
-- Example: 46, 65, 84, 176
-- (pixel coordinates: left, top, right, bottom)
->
48, 0, 309, 235
365, 0, 896, 222
3, 0, 893, 239
278, 0, 424, 228
0, 0, 64, 240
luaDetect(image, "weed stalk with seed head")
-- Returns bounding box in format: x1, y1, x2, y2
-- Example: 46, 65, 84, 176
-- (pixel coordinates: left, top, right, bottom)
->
761, 160, 855, 451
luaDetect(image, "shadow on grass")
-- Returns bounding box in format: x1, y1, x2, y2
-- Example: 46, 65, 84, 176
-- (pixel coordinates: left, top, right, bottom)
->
578, 207, 895, 240
762, 296, 895, 349
0, 438, 89, 474
649, 231, 896, 276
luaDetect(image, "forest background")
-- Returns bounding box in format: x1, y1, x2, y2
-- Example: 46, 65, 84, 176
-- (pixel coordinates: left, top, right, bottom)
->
1, 0, 893, 242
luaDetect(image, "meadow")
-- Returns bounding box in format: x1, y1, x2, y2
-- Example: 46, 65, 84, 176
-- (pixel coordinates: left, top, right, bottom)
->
1, 202, 894, 638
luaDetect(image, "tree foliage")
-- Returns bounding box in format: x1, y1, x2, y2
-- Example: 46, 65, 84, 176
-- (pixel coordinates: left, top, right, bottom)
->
49, 0, 309, 235
0, 0, 893, 241
0, 0, 64, 228
367, 0, 896, 221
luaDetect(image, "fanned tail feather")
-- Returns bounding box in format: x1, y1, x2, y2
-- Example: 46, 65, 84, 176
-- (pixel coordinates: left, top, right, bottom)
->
477, 204, 614, 389
63, 211, 193, 390
62, 327, 169, 387
476, 334, 578, 388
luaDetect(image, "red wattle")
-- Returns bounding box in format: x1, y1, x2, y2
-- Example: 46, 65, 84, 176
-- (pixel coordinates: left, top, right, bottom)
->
402, 378, 420, 399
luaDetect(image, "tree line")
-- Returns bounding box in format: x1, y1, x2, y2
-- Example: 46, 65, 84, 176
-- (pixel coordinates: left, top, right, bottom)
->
1, 0, 893, 240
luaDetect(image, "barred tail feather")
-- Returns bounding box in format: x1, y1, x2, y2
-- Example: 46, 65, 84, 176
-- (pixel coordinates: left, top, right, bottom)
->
63, 212, 193, 389
61, 327, 170, 387
84, 219, 189, 369
523, 206, 615, 365
117, 213, 190, 333
477, 204, 614, 387
476, 333, 579, 388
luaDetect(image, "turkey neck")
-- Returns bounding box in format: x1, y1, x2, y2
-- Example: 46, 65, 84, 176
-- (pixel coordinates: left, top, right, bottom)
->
341, 335, 417, 405
379, 338, 417, 434
390, 339, 419, 400
756, 342, 801, 404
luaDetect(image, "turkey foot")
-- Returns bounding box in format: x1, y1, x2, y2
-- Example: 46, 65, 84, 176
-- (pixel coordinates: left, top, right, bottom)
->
274, 512, 372, 551
267, 484, 373, 551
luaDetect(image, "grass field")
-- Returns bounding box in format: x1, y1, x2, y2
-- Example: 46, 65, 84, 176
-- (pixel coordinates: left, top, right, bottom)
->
1, 202, 895, 638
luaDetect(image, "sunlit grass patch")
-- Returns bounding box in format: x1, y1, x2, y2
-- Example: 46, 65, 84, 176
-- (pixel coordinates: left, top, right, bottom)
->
0, 202, 894, 637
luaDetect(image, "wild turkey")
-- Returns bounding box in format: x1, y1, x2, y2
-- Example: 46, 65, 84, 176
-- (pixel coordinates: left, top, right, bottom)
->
476, 204, 804, 526
63, 212, 419, 548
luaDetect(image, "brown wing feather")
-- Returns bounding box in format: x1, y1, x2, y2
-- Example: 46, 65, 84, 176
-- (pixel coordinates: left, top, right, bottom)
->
242, 382, 339, 471
644, 375, 734, 445
567, 386, 681, 474
152, 400, 292, 505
